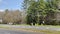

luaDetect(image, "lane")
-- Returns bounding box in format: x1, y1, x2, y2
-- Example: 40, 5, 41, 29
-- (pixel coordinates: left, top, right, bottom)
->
0, 28, 42, 34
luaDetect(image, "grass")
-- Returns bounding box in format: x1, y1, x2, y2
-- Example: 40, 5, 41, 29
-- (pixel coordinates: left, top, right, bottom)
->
0, 26, 60, 34
0, 24, 60, 34
35, 24, 60, 28
14, 24, 30, 26
49, 25, 60, 28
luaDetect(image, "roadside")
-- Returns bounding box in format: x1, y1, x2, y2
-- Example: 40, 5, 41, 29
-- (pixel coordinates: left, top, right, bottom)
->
0, 24, 60, 31
0, 24, 60, 34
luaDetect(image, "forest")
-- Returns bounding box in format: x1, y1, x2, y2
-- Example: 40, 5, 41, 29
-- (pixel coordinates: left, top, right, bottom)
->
0, 0, 60, 25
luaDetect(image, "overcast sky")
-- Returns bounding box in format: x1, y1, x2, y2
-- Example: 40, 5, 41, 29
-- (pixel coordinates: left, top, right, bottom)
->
0, 0, 23, 11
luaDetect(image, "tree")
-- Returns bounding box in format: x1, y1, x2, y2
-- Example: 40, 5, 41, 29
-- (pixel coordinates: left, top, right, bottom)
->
23, 0, 36, 10
36, 0, 46, 25
3, 9, 22, 24
3, 9, 9, 24
45, 0, 59, 25
26, 0, 46, 25
26, 1, 37, 25
12, 10, 22, 24
23, 0, 60, 25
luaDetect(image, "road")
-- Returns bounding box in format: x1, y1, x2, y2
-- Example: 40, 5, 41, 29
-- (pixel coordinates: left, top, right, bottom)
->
0, 28, 43, 34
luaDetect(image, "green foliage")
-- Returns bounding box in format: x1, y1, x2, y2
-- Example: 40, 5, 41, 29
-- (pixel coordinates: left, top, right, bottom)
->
26, 1, 37, 25
23, 0, 60, 25
26, 0, 47, 25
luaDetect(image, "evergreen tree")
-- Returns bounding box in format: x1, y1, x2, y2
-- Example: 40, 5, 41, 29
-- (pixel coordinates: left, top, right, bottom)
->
23, 0, 60, 25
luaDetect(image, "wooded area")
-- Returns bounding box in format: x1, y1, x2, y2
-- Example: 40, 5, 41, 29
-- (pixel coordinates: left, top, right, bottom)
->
23, 0, 60, 25
0, 0, 60, 25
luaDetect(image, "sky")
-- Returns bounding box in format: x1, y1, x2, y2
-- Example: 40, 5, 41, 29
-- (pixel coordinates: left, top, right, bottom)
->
0, 0, 23, 11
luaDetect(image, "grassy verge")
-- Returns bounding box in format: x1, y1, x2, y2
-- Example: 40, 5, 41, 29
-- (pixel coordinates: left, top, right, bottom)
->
0, 26, 60, 34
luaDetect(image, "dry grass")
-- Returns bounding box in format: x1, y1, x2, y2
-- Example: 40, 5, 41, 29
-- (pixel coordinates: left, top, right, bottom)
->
0, 26, 60, 34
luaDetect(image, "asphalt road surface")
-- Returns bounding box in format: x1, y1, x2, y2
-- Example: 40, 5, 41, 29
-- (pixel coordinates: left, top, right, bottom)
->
0, 28, 43, 34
